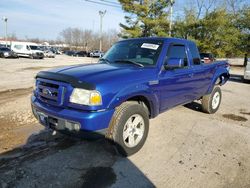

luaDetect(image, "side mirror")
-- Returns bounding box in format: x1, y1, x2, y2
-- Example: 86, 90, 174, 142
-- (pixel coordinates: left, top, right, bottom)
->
164, 58, 184, 69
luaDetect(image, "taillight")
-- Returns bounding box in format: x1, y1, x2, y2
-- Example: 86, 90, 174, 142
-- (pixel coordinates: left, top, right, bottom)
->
225, 62, 230, 71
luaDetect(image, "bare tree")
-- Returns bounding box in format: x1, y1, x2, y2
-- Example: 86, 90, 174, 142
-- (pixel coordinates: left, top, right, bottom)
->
226, 0, 245, 15
71, 28, 82, 48
196, 0, 205, 19
204, 0, 217, 15
188, 0, 219, 19
60, 28, 73, 47
59, 27, 119, 51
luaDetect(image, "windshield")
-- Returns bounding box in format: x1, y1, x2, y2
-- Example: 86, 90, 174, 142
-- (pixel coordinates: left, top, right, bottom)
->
101, 39, 163, 66
29, 45, 38, 50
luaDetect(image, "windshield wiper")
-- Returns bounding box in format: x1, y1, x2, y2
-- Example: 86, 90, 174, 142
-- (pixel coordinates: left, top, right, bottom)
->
115, 59, 144, 67
99, 58, 111, 64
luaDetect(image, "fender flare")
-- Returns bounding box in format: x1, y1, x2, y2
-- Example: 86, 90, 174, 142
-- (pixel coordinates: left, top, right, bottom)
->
207, 69, 230, 94
107, 83, 160, 118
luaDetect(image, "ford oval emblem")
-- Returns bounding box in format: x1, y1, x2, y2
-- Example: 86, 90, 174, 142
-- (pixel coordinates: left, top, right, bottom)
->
42, 88, 53, 96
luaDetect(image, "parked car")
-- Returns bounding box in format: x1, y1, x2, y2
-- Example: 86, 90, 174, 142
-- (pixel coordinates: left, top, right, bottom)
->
31, 37, 230, 156
74, 51, 87, 57
50, 47, 62, 55
0, 47, 18, 58
64, 50, 76, 56
44, 50, 55, 58
11, 42, 44, 59
244, 58, 250, 81
200, 53, 215, 63
90, 50, 104, 57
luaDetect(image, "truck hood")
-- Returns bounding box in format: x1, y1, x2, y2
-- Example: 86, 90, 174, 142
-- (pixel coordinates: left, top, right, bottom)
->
49, 63, 156, 86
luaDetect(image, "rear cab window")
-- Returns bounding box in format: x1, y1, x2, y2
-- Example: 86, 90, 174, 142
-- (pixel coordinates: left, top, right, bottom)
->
188, 42, 201, 65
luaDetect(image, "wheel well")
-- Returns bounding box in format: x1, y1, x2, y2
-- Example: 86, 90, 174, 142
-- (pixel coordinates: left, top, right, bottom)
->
127, 96, 152, 118
216, 73, 230, 85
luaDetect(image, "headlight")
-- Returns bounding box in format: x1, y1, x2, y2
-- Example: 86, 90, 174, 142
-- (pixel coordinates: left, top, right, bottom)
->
4, 52, 9, 57
70, 88, 102, 106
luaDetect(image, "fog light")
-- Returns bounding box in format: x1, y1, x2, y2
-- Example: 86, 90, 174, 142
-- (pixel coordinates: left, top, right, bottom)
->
73, 123, 80, 131
65, 121, 80, 131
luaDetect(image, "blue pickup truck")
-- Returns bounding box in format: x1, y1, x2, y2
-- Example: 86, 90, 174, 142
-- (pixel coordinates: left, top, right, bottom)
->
31, 37, 230, 156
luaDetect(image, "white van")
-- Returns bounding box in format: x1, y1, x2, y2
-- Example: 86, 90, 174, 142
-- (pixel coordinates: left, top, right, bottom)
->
11, 42, 44, 59
244, 58, 250, 81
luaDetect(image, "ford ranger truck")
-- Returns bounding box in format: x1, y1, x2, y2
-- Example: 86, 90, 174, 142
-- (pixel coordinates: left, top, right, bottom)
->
31, 37, 230, 156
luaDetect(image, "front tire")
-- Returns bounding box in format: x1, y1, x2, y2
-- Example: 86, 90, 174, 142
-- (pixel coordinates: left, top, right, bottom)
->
107, 101, 149, 156
201, 86, 222, 114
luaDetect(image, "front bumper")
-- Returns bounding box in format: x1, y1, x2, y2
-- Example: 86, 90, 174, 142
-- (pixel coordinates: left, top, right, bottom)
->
31, 95, 114, 137
3, 52, 18, 58
32, 53, 44, 59
244, 71, 250, 80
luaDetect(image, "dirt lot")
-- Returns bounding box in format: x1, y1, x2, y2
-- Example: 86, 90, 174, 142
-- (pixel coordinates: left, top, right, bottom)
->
0, 56, 250, 188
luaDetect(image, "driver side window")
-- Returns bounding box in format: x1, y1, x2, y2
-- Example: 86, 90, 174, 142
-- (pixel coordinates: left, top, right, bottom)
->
165, 44, 188, 67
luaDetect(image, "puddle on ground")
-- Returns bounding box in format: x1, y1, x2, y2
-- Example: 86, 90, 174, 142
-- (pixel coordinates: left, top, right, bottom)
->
240, 111, 250, 116
239, 109, 250, 116
240, 112, 250, 116
81, 167, 116, 188
222, 114, 248, 122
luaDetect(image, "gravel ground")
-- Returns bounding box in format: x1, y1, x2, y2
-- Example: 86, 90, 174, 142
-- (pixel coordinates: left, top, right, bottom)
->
0, 56, 249, 188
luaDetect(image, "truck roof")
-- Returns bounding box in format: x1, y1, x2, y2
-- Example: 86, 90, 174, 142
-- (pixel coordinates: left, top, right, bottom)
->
119, 37, 194, 44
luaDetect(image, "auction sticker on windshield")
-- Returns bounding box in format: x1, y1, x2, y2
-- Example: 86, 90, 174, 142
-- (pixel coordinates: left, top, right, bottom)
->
141, 43, 159, 50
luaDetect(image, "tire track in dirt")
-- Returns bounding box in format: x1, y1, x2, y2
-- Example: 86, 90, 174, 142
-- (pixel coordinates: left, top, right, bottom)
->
0, 87, 37, 153
0, 87, 33, 105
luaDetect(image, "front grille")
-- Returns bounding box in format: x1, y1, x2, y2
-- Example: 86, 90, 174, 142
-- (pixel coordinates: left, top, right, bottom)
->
37, 79, 65, 106
36, 52, 43, 56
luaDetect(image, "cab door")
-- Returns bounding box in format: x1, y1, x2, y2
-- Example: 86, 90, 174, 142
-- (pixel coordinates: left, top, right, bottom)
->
158, 43, 196, 112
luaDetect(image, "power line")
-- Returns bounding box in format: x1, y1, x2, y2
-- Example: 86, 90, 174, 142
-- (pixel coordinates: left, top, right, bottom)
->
85, 0, 121, 8
100, 0, 120, 6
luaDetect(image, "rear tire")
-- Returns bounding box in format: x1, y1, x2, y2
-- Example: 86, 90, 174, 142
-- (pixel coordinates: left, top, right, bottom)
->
107, 101, 149, 156
201, 86, 222, 114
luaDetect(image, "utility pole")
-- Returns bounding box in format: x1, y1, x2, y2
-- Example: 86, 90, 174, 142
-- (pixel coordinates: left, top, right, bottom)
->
168, 0, 175, 37
2, 17, 8, 47
99, 10, 106, 52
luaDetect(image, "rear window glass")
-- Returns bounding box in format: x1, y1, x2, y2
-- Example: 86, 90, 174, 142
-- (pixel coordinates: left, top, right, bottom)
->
189, 42, 201, 65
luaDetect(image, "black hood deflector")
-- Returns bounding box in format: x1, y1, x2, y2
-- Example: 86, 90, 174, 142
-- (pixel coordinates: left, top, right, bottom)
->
36, 71, 96, 90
